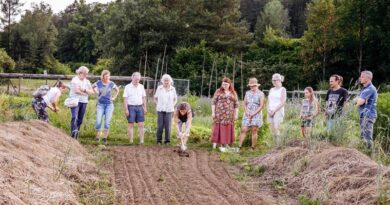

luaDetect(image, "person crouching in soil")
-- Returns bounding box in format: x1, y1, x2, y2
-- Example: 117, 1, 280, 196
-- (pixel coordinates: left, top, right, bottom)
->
173, 102, 193, 152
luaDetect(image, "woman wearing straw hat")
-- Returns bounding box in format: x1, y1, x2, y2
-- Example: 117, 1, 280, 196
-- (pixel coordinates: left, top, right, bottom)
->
238, 78, 265, 150
267, 73, 287, 146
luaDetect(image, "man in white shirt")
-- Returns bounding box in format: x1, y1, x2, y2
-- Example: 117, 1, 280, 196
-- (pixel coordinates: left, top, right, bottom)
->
123, 72, 147, 144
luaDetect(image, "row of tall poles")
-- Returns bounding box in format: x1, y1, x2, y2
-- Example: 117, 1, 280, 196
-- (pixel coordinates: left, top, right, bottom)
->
137, 47, 245, 99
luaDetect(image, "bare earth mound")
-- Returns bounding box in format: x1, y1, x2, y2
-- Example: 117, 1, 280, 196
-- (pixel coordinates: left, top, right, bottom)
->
0, 120, 95, 204
248, 142, 390, 204
112, 146, 271, 205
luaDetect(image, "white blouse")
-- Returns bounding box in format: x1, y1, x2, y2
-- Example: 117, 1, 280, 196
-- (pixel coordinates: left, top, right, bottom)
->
154, 85, 177, 112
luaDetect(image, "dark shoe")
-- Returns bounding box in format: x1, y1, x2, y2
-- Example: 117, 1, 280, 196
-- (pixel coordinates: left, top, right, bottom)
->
71, 130, 79, 140
102, 138, 107, 143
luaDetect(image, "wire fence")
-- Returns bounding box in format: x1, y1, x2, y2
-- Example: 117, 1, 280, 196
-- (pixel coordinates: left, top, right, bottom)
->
145, 78, 190, 98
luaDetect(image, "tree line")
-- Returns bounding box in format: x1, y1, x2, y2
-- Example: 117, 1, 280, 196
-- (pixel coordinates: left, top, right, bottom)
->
0, 0, 389, 96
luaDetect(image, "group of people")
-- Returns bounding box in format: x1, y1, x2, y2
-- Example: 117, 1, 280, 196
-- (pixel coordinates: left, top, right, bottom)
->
31, 66, 378, 151
210, 71, 376, 150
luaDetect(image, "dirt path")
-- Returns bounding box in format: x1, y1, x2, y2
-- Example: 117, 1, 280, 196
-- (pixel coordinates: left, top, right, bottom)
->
112, 146, 270, 205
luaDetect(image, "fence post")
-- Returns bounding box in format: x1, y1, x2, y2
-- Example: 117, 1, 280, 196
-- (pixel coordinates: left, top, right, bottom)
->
18, 77, 21, 95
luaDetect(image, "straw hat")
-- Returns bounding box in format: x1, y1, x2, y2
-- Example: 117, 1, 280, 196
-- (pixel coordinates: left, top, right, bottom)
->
247, 78, 260, 87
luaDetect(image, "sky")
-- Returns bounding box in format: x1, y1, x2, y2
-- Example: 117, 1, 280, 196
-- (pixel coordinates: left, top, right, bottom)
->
22, 0, 113, 14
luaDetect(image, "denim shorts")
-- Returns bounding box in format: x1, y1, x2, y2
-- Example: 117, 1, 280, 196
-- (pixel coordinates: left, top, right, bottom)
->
127, 105, 145, 123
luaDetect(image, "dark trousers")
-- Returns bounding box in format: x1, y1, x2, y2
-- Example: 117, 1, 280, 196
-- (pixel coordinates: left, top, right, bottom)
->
32, 97, 48, 122
70, 102, 88, 139
156, 111, 172, 144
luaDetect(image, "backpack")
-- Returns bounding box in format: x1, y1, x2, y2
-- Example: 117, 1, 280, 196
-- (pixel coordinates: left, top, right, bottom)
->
32, 85, 50, 98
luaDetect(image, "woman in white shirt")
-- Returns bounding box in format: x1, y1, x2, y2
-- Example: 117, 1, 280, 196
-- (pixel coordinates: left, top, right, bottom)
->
68, 66, 94, 139
267, 73, 287, 146
154, 74, 177, 145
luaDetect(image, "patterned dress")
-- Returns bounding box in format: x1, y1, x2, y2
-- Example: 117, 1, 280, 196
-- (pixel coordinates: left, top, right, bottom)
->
242, 89, 264, 127
211, 89, 238, 145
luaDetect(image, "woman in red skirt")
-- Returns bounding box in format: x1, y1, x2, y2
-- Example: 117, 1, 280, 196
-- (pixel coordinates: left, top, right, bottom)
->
211, 77, 239, 149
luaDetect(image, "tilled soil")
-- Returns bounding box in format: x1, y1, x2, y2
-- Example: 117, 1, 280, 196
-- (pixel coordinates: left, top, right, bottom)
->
112, 146, 270, 205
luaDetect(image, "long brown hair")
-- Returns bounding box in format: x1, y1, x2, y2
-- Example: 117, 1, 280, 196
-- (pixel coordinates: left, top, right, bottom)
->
304, 87, 316, 102
216, 77, 237, 100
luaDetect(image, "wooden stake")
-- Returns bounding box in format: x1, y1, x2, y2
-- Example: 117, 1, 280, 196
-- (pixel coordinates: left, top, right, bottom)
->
161, 44, 167, 77
139, 56, 142, 73
208, 59, 215, 98
143, 50, 148, 85
240, 52, 244, 99
224, 58, 229, 76
232, 56, 236, 85
215, 62, 218, 91
200, 53, 206, 97
153, 58, 160, 95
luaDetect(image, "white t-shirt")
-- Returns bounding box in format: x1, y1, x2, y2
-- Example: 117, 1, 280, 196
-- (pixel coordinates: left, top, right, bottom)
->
268, 87, 286, 113
69, 76, 92, 103
154, 85, 177, 112
123, 83, 146, 105
43, 87, 61, 104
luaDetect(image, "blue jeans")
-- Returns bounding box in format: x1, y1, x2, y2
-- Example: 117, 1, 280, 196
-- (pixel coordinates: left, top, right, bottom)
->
157, 111, 172, 144
95, 103, 114, 131
360, 117, 376, 149
70, 102, 88, 139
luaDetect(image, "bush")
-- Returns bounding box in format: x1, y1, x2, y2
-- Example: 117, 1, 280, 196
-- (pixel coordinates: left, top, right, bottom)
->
91, 58, 113, 75
46, 60, 72, 74
0, 48, 15, 72
375, 92, 390, 151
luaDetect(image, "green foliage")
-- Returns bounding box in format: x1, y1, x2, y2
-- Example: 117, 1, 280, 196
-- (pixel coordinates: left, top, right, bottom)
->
255, 0, 290, 40
297, 194, 321, 205
8, 3, 58, 73
242, 163, 266, 177
0, 48, 15, 72
272, 179, 286, 190
301, 0, 337, 80
54, 0, 105, 64
375, 93, 390, 151
220, 152, 245, 165
91, 58, 113, 75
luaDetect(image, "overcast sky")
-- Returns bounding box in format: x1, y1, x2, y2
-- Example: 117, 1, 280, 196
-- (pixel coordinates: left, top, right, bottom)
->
22, 0, 113, 14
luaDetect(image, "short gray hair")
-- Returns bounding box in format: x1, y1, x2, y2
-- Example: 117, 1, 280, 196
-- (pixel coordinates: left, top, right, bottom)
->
161, 74, 174, 85
361, 70, 373, 80
76, 66, 89, 74
131, 72, 141, 79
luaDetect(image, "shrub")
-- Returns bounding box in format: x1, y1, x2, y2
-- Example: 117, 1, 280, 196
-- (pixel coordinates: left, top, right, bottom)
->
375, 92, 390, 151
0, 48, 15, 72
